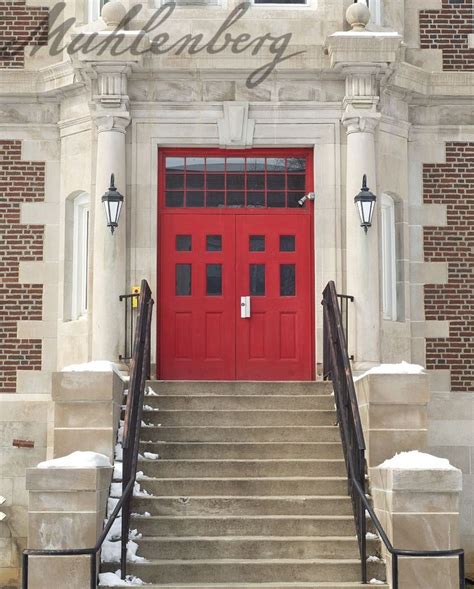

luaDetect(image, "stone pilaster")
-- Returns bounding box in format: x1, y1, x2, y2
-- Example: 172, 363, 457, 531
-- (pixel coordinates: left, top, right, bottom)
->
325, 27, 402, 367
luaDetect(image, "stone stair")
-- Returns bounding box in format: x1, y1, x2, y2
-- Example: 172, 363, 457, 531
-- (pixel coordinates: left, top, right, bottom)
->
102, 381, 387, 587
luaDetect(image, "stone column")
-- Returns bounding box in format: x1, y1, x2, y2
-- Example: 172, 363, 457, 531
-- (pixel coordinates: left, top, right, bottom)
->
91, 66, 131, 361
342, 70, 382, 368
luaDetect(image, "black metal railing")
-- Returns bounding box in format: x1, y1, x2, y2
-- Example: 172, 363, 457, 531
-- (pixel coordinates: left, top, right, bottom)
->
22, 279, 154, 589
323, 292, 354, 380
119, 292, 140, 364
322, 280, 465, 588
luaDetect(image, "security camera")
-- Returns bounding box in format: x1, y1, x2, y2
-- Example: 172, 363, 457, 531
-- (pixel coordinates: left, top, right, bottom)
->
297, 192, 316, 207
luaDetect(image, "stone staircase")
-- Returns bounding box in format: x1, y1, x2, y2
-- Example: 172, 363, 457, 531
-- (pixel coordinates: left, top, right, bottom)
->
103, 381, 387, 587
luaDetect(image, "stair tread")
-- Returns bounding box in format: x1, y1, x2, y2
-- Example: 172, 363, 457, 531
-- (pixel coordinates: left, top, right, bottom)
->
140, 459, 344, 462
133, 495, 350, 499
131, 515, 354, 520
135, 536, 361, 541
134, 476, 347, 480
111, 558, 366, 564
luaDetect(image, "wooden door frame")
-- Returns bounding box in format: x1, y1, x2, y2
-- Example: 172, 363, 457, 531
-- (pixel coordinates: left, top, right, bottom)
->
156, 147, 315, 381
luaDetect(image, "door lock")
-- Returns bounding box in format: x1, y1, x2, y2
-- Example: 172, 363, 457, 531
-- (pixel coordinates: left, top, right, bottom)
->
240, 296, 251, 319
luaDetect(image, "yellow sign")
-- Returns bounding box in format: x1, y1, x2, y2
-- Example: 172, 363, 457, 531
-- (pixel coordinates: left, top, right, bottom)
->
132, 286, 140, 308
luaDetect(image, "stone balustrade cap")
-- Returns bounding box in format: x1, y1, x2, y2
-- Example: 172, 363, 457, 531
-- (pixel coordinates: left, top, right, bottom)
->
370, 465, 462, 493
26, 466, 113, 492
325, 32, 403, 70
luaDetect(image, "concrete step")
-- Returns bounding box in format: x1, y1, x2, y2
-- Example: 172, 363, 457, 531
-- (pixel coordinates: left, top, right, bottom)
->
103, 580, 388, 589
130, 515, 358, 537
138, 441, 344, 460
146, 381, 334, 396
102, 559, 385, 584
132, 495, 353, 517
134, 536, 378, 560
142, 426, 341, 443
138, 459, 346, 478
133, 477, 348, 497
144, 395, 336, 411
141, 410, 337, 427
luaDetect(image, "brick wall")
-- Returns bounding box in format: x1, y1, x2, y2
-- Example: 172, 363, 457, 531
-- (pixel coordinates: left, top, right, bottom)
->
0, 141, 45, 393
0, 0, 49, 69
423, 142, 474, 392
419, 0, 474, 71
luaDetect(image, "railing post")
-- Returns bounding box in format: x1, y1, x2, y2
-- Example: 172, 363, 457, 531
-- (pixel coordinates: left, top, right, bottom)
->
392, 553, 398, 589
90, 553, 97, 589
22, 553, 28, 589
459, 553, 465, 589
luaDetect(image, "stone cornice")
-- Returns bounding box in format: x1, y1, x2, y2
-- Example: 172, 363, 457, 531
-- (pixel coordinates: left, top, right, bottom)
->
0, 59, 472, 105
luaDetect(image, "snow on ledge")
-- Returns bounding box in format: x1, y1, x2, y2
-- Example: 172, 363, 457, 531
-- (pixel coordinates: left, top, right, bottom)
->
62, 360, 121, 374
378, 451, 457, 471
37, 451, 112, 469
365, 361, 426, 376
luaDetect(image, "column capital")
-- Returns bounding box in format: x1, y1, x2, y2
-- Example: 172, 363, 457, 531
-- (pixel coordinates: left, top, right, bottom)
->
342, 109, 381, 135
93, 111, 131, 134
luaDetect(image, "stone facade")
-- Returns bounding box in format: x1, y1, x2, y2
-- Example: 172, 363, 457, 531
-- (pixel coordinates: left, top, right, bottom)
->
0, 0, 473, 584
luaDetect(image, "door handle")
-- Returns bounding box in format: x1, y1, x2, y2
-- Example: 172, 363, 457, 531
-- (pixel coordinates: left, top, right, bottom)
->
240, 296, 251, 319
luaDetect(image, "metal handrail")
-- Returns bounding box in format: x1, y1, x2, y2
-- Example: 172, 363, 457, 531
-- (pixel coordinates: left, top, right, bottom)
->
322, 280, 465, 588
119, 292, 140, 364
22, 279, 154, 589
323, 293, 354, 380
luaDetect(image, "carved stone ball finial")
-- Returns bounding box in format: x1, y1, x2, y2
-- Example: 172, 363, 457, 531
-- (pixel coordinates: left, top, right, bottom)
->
101, 0, 127, 30
346, 0, 371, 32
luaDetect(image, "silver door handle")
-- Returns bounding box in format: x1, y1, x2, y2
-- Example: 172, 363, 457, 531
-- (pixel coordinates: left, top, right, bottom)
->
240, 296, 251, 319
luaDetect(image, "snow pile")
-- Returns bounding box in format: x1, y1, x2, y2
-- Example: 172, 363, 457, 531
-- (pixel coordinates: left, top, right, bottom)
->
99, 570, 146, 586
143, 452, 159, 460
366, 532, 379, 540
37, 451, 111, 469
369, 580, 385, 586
101, 539, 146, 564
134, 482, 151, 497
378, 451, 457, 471
105, 517, 142, 543
145, 387, 159, 397
132, 511, 151, 518
114, 462, 123, 480
62, 360, 120, 374
365, 361, 426, 375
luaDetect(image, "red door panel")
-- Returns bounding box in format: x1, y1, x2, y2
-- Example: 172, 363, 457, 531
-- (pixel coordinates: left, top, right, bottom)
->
159, 214, 236, 380
235, 216, 313, 380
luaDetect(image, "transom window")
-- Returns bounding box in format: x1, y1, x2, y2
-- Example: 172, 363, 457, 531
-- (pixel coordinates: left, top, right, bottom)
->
164, 155, 307, 209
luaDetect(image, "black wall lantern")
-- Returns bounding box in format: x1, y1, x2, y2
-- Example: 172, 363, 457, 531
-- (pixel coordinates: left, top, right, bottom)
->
102, 173, 124, 235
354, 174, 376, 233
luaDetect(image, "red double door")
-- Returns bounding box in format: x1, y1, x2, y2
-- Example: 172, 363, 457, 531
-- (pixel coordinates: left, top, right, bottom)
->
159, 213, 314, 380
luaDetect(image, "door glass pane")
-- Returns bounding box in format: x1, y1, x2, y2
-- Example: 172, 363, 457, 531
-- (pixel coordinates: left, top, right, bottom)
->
280, 264, 296, 296
247, 174, 265, 190
280, 235, 295, 252
287, 158, 306, 172
267, 158, 286, 172
187, 191, 204, 207
206, 235, 222, 252
206, 264, 222, 296
268, 192, 286, 208
247, 158, 265, 171
166, 191, 184, 207
287, 174, 306, 191
267, 174, 286, 190
227, 157, 245, 171
228, 191, 245, 207
250, 264, 265, 296
166, 173, 184, 189
227, 174, 245, 190
166, 157, 185, 171
186, 157, 205, 171
249, 235, 265, 252
207, 191, 225, 207
206, 157, 225, 172
176, 264, 191, 296
206, 174, 225, 190
176, 235, 192, 251
248, 192, 265, 207
186, 173, 205, 189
